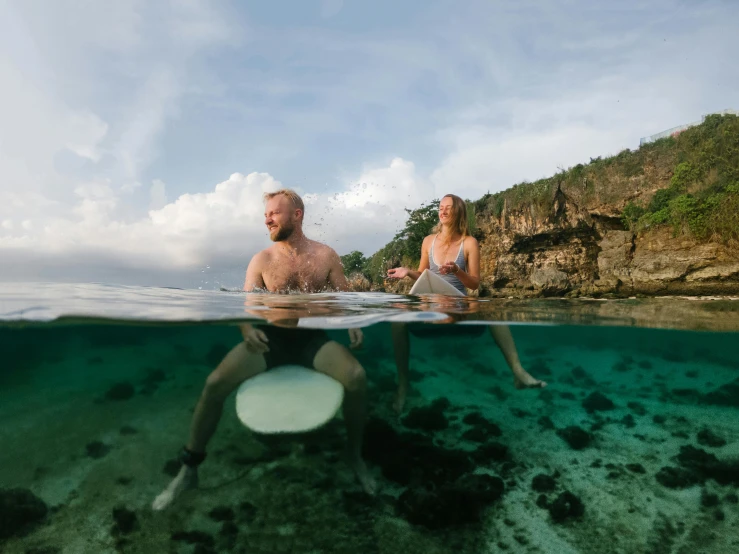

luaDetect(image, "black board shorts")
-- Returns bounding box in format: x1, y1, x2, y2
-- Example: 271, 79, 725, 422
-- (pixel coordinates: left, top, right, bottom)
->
409, 324, 486, 339
259, 325, 332, 369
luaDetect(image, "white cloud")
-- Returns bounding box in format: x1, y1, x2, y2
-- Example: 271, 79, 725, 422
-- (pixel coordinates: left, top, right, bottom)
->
0, 159, 431, 285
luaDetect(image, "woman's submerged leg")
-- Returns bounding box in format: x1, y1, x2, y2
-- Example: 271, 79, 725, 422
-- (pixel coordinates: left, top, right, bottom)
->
489, 325, 547, 389
391, 322, 411, 414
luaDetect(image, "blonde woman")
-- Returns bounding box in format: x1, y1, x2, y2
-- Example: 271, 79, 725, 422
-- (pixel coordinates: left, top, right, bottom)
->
387, 194, 546, 413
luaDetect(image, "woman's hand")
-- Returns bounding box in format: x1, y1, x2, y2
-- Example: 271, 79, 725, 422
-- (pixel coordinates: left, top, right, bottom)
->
387, 267, 409, 279
440, 261, 459, 275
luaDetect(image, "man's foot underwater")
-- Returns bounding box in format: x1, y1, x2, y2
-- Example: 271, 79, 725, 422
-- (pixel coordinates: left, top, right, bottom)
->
152, 465, 198, 511
350, 456, 377, 496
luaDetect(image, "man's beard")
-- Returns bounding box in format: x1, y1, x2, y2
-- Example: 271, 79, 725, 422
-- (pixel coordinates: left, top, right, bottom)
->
270, 222, 294, 242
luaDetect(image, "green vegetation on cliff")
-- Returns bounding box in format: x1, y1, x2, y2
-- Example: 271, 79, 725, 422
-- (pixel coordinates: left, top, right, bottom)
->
345, 113, 739, 284
473, 113, 739, 242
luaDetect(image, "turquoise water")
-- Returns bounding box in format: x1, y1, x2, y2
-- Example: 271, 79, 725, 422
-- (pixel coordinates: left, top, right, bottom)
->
1, 284, 738, 553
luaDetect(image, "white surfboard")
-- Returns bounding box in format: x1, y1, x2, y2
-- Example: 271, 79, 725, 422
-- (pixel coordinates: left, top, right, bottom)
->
409, 269, 466, 297
235, 365, 344, 434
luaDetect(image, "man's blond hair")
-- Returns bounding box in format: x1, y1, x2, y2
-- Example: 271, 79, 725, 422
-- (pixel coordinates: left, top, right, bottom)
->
263, 188, 305, 217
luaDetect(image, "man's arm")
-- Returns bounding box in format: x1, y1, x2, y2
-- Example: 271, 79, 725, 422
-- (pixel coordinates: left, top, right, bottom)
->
243, 252, 267, 292
326, 248, 363, 349
327, 249, 351, 291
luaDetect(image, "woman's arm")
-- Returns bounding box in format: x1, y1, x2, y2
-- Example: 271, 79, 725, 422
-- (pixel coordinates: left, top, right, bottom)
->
387, 235, 432, 281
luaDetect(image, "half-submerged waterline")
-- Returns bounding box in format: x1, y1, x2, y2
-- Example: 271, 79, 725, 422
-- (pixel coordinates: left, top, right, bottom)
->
1, 283, 738, 553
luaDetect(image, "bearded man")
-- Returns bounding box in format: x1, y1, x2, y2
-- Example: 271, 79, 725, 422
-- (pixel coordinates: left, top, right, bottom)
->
152, 189, 375, 510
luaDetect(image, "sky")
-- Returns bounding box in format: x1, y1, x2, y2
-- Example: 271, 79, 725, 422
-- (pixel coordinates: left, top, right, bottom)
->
0, 0, 737, 289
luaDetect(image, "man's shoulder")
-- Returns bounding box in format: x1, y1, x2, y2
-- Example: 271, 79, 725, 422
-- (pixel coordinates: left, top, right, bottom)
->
250, 247, 274, 266
310, 240, 339, 258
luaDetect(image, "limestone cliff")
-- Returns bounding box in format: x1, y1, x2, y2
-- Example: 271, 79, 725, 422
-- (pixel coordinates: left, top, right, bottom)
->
372, 113, 739, 297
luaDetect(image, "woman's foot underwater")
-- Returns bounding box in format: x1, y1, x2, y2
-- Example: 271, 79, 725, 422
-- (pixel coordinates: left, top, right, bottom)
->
513, 366, 547, 390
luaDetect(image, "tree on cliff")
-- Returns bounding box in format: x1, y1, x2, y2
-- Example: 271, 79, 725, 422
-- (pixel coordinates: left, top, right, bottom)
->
340, 250, 367, 276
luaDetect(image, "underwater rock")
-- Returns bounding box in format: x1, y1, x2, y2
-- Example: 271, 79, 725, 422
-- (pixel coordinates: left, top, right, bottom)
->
537, 416, 555, 430
627, 402, 647, 416
556, 426, 593, 450
702, 378, 739, 407
397, 474, 504, 529
625, 463, 646, 474
205, 344, 230, 367
638, 360, 653, 369
548, 491, 584, 523
111, 506, 137, 534
363, 417, 471, 486
701, 490, 720, 508
171, 530, 215, 548
105, 382, 135, 401
612, 359, 633, 372
676, 445, 739, 486
655, 466, 701, 489
620, 414, 636, 428
461, 412, 502, 442
0, 488, 48, 540
402, 402, 449, 432
208, 506, 235, 522
570, 365, 587, 379
471, 441, 509, 464
23, 547, 60, 554
697, 428, 727, 448
652, 414, 667, 424
530, 359, 552, 376
238, 501, 258, 520
85, 441, 111, 459
536, 494, 550, 509
531, 474, 557, 493
163, 459, 181, 477
119, 426, 137, 435
582, 392, 615, 413
488, 385, 509, 401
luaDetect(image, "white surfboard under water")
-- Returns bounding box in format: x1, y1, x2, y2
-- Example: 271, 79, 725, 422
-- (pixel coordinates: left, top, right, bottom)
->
235, 365, 344, 434
409, 269, 466, 297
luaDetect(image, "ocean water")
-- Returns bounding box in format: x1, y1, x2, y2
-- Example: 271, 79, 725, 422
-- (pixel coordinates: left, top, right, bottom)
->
1, 284, 738, 554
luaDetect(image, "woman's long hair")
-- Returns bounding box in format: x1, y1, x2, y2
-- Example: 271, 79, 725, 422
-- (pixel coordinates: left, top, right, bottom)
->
432, 194, 470, 237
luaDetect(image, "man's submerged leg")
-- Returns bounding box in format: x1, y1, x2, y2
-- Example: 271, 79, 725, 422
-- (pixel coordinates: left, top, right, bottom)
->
313, 341, 377, 495
152, 342, 267, 510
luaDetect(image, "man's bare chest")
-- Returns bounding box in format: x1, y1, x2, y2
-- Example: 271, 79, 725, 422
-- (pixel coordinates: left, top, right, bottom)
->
262, 256, 331, 293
